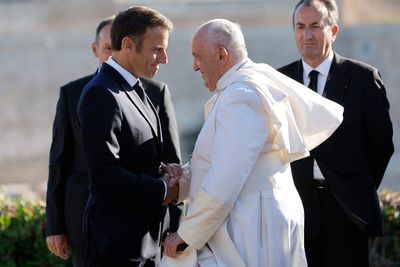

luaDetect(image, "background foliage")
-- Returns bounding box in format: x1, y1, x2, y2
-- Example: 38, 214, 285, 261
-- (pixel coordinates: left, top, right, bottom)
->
370, 190, 400, 267
0, 191, 399, 266
0, 195, 67, 267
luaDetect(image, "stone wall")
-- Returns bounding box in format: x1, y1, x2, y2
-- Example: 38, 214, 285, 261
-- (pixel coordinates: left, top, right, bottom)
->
0, 0, 398, 199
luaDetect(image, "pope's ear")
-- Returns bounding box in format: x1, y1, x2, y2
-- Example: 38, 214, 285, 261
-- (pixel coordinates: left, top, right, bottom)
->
219, 47, 228, 62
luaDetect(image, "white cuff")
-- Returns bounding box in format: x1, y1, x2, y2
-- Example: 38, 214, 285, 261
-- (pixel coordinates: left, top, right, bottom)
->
162, 180, 167, 200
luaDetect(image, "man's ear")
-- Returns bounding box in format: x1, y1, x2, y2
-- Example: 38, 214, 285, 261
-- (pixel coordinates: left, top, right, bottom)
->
121, 37, 134, 51
331, 24, 339, 42
91, 42, 98, 57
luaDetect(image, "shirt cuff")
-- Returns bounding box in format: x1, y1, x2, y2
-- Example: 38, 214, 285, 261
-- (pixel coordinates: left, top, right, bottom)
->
163, 180, 167, 200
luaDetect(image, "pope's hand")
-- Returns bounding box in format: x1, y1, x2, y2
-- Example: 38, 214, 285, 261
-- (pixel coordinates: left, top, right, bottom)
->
163, 232, 185, 257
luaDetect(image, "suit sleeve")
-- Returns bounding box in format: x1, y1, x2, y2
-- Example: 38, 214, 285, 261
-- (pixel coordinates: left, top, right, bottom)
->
159, 84, 181, 164
363, 69, 394, 187
78, 86, 165, 208
178, 86, 268, 248
46, 87, 71, 236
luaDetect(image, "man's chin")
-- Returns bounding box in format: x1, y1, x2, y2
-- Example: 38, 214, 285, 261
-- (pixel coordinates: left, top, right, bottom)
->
143, 71, 158, 79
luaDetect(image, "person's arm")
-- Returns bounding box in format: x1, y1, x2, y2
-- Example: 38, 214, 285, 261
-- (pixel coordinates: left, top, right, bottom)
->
363, 68, 394, 187
165, 85, 268, 254
78, 86, 166, 207
45, 86, 71, 259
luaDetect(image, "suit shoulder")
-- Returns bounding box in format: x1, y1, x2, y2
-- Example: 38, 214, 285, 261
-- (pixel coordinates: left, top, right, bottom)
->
60, 74, 95, 94
338, 55, 378, 74
62, 74, 95, 90
277, 61, 299, 75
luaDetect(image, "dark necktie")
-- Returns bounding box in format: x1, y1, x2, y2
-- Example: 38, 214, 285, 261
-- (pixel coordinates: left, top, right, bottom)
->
133, 81, 146, 102
132, 81, 157, 126
308, 70, 319, 92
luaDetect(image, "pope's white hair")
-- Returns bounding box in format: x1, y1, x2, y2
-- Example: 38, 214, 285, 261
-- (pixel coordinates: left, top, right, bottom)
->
197, 18, 248, 60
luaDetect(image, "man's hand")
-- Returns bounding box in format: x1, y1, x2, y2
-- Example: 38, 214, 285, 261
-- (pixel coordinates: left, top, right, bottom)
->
163, 232, 186, 257
160, 163, 183, 181
46, 234, 69, 260
162, 173, 179, 206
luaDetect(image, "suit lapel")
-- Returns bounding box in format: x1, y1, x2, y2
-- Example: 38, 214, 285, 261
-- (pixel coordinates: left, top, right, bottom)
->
101, 64, 161, 144
121, 83, 161, 142
293, 60, 304, 84
322, 53, 349, 105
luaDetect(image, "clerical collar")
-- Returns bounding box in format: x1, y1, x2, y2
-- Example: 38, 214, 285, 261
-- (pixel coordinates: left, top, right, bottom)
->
216, 58, 251, 91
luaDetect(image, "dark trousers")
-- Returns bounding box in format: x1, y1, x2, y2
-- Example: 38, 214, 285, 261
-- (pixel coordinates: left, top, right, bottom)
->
70, 244, 85, 267
305, 184, 369, 267
87, 259, 156, 267
65, 192, 88, 267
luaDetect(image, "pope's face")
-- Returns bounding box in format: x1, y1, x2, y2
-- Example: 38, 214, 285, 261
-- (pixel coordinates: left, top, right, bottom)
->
191, 32, 223, 92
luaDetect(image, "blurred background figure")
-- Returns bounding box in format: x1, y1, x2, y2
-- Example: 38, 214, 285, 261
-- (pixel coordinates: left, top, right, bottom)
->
45, 16, 113, 267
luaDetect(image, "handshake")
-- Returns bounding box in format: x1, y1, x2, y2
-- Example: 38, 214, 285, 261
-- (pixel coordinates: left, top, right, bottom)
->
160, 163, 183, 206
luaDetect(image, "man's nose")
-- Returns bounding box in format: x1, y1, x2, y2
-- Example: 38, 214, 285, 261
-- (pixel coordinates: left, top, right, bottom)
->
159, 50, 168, 64
304, 28, 313, 39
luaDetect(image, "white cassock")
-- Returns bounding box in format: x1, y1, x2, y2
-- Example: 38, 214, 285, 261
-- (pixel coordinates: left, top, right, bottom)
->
161, 59, 343, 267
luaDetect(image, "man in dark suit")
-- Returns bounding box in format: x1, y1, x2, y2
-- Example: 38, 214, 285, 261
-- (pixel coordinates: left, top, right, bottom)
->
77, 6, 180, 267
278, 0, 394, 266
46, 12, 181, 267
46, 16, 114, 266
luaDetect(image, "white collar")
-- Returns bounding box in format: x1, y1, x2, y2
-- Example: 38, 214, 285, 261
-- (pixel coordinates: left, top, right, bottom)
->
216, 58, 251, 91
105, 56, 139, 87
302, 51, 333, 78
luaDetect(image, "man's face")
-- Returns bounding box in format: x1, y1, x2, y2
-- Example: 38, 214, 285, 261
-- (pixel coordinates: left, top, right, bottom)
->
191, 31, 223, 92
294, 2, 338, 67
130, 26, 169, 79
92, 24, 112, 64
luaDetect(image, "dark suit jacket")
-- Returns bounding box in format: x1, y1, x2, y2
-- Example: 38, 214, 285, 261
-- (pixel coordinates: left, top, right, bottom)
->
46, 73, 95, 246
47, 62, 181, 264
77, 62, 168, 264
278, 53, 393, 239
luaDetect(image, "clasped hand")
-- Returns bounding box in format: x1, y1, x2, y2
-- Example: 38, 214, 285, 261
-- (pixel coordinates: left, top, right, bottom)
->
163, 232, 186, 257
160, 163, 183, 206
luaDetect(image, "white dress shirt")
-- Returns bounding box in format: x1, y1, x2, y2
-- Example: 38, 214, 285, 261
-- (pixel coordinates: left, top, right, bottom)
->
302, 51, 334, 180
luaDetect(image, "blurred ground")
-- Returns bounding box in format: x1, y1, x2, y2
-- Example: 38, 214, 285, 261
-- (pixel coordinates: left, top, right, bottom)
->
0, 0, 399, 199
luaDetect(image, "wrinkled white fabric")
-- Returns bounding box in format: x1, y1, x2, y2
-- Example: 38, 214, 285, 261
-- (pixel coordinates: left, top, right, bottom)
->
161, 59, 343, 267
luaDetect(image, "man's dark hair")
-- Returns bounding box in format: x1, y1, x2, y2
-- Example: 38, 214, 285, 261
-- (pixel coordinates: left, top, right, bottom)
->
95, 16, 114, 44
110, 6, 173, 51
292, 0, 339, 28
